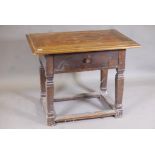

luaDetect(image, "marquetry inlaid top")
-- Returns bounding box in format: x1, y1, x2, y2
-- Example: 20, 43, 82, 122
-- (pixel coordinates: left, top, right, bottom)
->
26, 29, 140, 55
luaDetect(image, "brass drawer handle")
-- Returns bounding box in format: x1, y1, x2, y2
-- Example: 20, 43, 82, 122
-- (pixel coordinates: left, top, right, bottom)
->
83, 57, 92, 64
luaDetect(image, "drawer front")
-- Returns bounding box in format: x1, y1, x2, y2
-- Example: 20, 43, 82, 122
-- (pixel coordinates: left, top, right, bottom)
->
54, 51, 118, 73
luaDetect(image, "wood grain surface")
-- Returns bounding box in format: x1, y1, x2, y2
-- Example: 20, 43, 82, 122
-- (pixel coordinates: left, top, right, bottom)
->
27, 29, 140, 55
54, 51, 118, 73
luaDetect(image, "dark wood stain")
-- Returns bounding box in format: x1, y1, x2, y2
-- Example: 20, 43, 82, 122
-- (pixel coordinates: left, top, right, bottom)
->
54, 50, 118, 73
27, 29, 140, 126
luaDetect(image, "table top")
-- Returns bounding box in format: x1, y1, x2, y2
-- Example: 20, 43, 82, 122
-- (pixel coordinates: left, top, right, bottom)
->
26, 29, 140, 55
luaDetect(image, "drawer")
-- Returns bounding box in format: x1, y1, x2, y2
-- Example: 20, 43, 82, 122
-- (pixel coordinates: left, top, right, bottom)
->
54, 51, 118, 73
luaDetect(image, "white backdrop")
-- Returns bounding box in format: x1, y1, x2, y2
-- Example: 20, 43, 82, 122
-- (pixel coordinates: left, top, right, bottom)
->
0, 25, 155, 128
0, 25, 154, 77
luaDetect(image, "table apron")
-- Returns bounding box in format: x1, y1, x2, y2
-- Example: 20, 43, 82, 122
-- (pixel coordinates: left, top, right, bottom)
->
53, 51, 119, 74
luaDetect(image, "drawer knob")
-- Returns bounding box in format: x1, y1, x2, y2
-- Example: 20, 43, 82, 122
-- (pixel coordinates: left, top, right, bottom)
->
83, 58, 92, 64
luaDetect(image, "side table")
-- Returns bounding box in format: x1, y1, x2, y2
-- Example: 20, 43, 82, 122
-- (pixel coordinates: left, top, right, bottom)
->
27, 29, 140, 126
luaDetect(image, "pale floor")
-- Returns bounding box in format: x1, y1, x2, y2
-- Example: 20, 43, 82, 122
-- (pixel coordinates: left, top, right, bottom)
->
0, 72, 155, 129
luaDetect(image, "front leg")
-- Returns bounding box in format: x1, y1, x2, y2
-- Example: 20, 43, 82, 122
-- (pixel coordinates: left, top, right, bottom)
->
45, 55, 56, 126
39, 58, 46, 104
115, 50, 126, 117
115, 68, 125, 117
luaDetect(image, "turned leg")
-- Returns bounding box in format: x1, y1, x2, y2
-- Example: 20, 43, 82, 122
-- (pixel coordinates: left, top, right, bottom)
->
100, 69, 108, 95
115, 50, 126, 117
45, 55, 56, 126
115, 68, 125, 117
39, 58, 46, 103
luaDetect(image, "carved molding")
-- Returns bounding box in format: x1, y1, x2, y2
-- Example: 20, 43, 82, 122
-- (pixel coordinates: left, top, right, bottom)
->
46, 76, 54, 87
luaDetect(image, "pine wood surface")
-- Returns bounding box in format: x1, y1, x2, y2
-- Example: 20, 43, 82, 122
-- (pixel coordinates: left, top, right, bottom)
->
27, 29, 140, 55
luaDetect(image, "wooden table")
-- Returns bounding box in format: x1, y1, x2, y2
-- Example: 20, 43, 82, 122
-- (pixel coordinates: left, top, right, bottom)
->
27, 29, 140, 126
